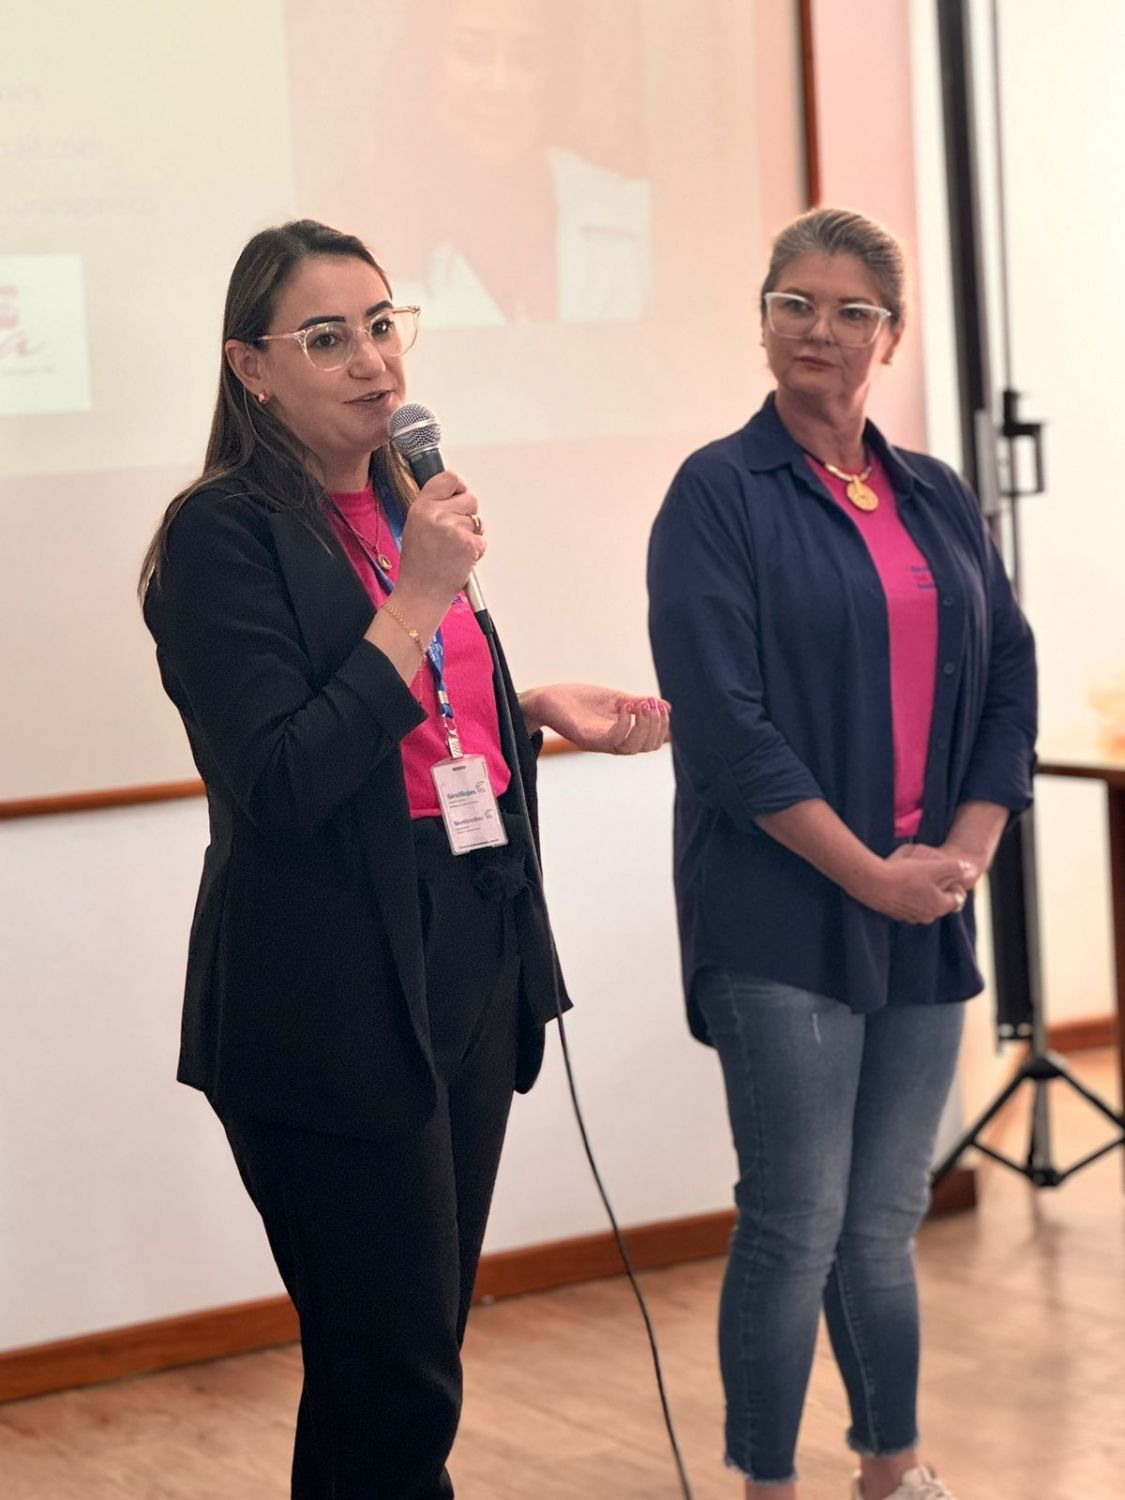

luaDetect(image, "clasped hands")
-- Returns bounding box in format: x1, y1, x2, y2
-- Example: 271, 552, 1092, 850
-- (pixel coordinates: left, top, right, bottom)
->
863, 842, 984, 925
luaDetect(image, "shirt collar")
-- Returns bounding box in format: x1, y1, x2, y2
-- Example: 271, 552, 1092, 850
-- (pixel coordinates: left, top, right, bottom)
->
739, 392, 937, 500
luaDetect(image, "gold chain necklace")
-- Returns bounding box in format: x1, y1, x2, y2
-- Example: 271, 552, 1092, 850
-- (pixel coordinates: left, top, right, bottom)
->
371, 502, 393, 573
331, 493, 395, 574
820, 456, 878, 512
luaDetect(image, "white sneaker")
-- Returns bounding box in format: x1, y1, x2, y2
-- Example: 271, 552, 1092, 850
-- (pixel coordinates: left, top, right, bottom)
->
850, 1465, 957, 1500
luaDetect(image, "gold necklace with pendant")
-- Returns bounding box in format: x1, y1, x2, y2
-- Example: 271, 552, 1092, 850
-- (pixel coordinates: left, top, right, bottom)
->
334, 494, 394, 573
821, 457, 878, 512
372, 502, 394, 574
357, 496, 393, 572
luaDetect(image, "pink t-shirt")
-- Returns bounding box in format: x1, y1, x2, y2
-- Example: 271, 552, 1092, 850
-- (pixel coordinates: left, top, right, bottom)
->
807, 454, 938, 839
327, 485, 511, 818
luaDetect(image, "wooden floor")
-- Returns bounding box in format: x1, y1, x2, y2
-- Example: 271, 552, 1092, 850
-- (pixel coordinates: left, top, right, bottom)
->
3, 1051, 1123, 1499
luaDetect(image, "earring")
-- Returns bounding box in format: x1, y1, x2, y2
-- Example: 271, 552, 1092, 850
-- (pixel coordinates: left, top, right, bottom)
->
257, 391, 268, 405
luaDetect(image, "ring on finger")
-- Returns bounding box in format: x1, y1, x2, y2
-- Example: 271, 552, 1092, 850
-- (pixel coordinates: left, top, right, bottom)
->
470, 514, 484, 536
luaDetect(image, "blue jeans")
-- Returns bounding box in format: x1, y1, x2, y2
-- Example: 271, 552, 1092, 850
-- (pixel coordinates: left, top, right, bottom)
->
696, 971, 965, 1486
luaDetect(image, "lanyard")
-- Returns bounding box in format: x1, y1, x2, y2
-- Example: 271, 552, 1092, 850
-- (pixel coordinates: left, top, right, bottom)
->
330, 493, 465, 758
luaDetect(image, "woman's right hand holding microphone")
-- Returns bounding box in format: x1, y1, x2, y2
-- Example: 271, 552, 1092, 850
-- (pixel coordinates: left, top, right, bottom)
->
364, 470, 486, 682
394, 470, 485, 615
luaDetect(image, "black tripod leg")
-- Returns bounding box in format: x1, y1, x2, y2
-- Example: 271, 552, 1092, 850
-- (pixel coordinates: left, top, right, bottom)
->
1053, 1060, 1125, 1128
931, 1063, 1032, 1185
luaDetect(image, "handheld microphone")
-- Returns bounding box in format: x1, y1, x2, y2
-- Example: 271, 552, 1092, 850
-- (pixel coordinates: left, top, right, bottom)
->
389, 402, 488, 618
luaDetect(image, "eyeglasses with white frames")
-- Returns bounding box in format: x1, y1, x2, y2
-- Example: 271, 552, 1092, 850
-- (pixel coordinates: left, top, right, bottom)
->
254, 306, 421, 371
763, 292, 893, 348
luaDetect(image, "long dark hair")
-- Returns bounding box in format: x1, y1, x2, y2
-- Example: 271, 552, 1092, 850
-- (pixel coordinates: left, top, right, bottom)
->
138, 219, 415, 597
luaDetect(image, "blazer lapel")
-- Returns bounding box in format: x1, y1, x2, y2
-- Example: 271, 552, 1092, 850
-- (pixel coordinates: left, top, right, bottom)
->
268, 508, 374, 682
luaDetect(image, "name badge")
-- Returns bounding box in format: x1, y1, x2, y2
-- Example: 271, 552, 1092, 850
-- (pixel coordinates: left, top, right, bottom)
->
431, 755, 509, 855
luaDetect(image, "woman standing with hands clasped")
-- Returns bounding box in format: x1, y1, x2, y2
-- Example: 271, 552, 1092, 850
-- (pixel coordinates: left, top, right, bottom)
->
648, 208, 1036, 1500
141, 218, 667, 1500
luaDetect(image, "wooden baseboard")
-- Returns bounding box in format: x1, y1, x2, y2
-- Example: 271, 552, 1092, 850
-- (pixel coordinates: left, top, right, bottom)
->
0, 1297, 300, 1407
0, 1179, 976, 1406
930, 1163, 978, 1216
1048, 1015, 1117, 1053
474, 1206, 734, 1304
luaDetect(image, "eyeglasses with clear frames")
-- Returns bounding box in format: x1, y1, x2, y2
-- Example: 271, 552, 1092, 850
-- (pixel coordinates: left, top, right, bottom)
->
763, 292, 893, 348
255, 306, 421, 371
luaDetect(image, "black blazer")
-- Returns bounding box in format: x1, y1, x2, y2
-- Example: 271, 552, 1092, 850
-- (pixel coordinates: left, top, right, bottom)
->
144, 478, 568, 1139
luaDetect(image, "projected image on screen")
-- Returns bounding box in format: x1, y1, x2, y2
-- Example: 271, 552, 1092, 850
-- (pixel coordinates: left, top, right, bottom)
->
392, 0, 651, 325
0, 256, 91, 416
0, 2, 293, 481
1, 0, 804, 801
289, 0, 651, 328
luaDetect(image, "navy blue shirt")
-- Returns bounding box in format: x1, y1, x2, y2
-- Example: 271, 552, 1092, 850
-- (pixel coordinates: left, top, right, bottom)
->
647, 395, 1037, 1039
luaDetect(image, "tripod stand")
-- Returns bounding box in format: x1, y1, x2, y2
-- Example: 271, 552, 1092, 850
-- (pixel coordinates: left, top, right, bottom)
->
932, 0, 1125, 1187
932, 1042, 1125, 1190
931, 798, 1125, 1189
930, 417, 1125, 1189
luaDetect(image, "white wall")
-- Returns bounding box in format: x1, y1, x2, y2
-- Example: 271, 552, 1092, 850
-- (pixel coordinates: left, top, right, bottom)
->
0, 752, 742, 1353
984, 0, 1123, 1030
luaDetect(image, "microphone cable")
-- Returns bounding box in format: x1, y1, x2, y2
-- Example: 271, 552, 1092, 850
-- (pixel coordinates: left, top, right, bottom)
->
477, 601, 696, 1500
552, 1005, 697, 1500
388, 402, 696, 1497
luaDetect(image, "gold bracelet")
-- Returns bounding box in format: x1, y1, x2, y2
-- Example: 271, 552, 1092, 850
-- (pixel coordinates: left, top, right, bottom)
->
381, 601, 429, 662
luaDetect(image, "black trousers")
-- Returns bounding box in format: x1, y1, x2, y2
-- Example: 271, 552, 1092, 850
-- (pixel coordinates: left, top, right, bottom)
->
219, 819, 524, 1499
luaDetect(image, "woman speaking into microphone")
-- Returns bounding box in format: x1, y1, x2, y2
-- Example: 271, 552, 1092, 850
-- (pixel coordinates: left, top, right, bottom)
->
139, 218, 667, 1500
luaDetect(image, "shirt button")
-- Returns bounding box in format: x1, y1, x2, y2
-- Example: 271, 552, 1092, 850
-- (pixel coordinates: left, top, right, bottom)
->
937, 737, 949, 750
942, 662, 955, 676
942, 596, 954, 608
